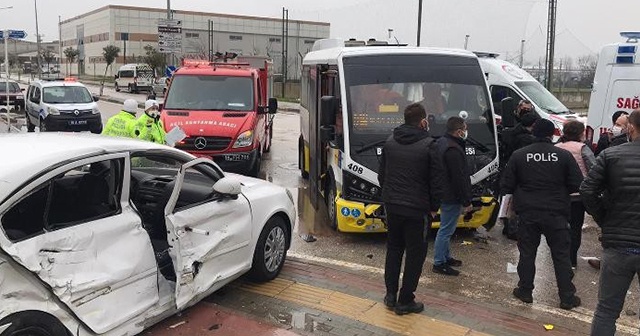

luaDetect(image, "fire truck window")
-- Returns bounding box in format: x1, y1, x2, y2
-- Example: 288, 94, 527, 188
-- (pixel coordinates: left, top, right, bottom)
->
164, 75, 254, 111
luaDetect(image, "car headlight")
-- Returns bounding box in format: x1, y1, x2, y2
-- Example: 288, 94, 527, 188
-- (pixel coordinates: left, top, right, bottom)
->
16, 95, 24, 100
233, 130, 254, 148
47, 107, 60, 115
343, 171, 382, 202
92, 107, 100, 114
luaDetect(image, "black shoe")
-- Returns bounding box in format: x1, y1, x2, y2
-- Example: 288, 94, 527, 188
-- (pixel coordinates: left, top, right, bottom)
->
383, 293, 396, 309
560, 296, 581, 310
506, 233, 518, 241
447, 258, 463, 267
432, 264, 460, 276
394, 300, 424, 315
512, 287, 533, 303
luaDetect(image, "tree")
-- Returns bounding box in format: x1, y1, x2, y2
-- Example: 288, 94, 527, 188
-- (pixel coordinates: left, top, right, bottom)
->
100, 45, 120, 96
63, 47, 79, 76
143, 45, 166, 75
41, 49, 55, 73
576, 54, 597, 88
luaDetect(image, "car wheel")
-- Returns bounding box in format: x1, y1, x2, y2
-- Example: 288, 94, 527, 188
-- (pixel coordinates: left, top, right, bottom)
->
247, 216, 289, 282
264, 122, 274, 153
25, 110, 35, 132
39, 118, 47, 132
325, 178, 338, 230
115, 83, 120, 92
1, 312, 70, 336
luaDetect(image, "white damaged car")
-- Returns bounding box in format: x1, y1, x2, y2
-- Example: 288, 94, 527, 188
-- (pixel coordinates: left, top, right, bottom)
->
0, 133, 295, 336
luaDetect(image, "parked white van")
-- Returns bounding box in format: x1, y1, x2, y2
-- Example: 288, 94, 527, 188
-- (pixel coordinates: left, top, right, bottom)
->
586, 32, 640, 147
114, 63, 155, 93
477, 52, 585, 134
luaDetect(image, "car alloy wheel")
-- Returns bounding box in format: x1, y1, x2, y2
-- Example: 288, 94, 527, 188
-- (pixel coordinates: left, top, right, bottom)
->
264, 225, 286, 273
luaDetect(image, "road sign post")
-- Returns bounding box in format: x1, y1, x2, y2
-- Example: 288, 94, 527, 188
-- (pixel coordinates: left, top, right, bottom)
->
1, 29, 28, 132
157, 19, 182, 55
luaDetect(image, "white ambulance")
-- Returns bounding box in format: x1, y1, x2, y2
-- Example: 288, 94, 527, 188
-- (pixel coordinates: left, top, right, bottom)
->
476, 52, 586, 135
586, 32, 640, 147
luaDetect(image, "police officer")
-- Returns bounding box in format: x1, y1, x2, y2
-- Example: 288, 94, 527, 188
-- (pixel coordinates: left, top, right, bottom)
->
500, 119, 583, 310
137, 99, 166, 144
102, 99, 140, 139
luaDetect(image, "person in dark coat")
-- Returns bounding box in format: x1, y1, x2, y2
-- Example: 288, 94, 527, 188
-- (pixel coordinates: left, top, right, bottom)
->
581, 109, 640, 335
595, 111, 629, 156
501, 119, 583, 310
432, 116, 472, 276
378, 103, 445, 315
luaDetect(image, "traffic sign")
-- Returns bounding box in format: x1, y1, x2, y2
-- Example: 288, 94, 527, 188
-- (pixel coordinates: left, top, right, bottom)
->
159, 47, 182, 53
0, 30, 28, 39
165, 65, 177, 78
158, 18, 182, 54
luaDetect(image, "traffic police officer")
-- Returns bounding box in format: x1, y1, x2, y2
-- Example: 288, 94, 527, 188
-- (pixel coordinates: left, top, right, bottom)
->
137, 99, 166, 144
500, 119, 583, 310
102, 99, 140, 139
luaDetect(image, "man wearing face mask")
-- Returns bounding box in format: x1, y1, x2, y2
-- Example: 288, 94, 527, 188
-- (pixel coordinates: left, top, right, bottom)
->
379, 103, 445, 315
137, 99, 167, 144
432, 117, 472, 276
595, 111, 629, 156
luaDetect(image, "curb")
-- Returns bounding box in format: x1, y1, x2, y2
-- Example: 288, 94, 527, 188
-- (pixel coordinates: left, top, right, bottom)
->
0, 115, 22, 133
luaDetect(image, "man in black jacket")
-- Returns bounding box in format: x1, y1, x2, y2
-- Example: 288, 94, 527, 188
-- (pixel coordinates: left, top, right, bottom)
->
501, 119, 583, 310
432, 116, 472, 276
595, 111, 629, 156
581, 109, 640, 335
379, 103, 445, 315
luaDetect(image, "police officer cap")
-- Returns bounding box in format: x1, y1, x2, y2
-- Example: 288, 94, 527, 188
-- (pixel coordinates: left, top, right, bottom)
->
145, 99, 158, 111
123, 99, 138, 113
520, 113, 538, 127
532, 118, 556, 138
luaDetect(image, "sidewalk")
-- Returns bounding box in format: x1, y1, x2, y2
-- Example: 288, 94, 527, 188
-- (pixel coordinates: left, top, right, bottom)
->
146, 257, 601, 336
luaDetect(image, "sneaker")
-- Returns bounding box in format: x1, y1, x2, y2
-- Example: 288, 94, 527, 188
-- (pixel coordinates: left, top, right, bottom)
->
560, 296, 581, 310
432, 264, 460, 276
512, 287, 533, 303
383, 293, 396, 309
394, 300, 424, 315
447, 258, 463, 267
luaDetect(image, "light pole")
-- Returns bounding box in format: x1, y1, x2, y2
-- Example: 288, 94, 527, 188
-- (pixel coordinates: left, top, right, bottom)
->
464, 34, 470, 50
1, 5, 14, 132
58, 15, 62, 75
34, 0, 42, 80
416, 0, 423, 46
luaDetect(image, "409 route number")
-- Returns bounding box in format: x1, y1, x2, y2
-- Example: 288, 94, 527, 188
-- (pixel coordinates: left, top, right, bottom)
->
348, 163, 364, 175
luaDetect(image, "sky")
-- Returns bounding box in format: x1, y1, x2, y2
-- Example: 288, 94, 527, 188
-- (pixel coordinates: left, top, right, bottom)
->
4, 0, 639, 66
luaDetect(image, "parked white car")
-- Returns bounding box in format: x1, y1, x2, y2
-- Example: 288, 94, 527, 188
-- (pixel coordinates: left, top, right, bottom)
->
0, 133, 295, 336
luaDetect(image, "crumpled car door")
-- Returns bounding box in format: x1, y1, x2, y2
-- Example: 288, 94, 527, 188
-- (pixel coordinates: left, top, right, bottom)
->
164, 158, 252, 309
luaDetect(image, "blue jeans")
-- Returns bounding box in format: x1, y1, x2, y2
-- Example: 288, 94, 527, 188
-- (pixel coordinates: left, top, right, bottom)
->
434, 203, 462, 266
591, 248, 640, 336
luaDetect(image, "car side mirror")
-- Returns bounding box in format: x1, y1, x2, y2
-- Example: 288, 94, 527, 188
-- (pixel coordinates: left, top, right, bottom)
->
268, 97, 278, 114
320, 125, 335, 143
320, 96, 337, 127
92, 95, 100, 102
500, 97, 516, 128
20, 88, 25, 92
213, 177, 242, 198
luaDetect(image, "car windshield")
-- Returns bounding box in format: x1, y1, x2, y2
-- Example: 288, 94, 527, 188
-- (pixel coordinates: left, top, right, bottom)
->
164, 75, 254, 111
0, 82, 21, 93
43, 86, 93, 104
515, 81, 570, 114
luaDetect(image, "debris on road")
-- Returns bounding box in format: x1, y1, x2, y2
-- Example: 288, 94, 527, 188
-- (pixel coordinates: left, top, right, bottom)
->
169, 321, 186, 329
461, 241, 473, 246
544, 324, 554, 331
507, 262, 517, 273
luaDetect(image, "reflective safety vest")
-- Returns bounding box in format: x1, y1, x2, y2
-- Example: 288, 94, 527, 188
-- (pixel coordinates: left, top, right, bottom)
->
136, 113, 167, 145
102, 111, 140, 139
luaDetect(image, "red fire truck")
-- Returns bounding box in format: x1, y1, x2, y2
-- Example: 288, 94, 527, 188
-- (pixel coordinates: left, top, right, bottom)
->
161, 55, 278, 176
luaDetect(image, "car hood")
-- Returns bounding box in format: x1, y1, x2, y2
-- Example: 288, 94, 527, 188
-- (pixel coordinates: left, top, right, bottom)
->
162, 110, 255, 138
227, 173, 274, 189
46, 102, 96, 111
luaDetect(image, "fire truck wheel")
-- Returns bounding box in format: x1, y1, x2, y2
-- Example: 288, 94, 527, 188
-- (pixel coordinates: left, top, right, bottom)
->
249, 152, 262, 177
264, 122, 274, 153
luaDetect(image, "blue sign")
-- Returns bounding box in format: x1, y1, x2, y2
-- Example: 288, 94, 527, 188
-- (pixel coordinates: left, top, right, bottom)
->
0, 30, 28, 39
351, 209, 361, 218
165, 65, 177, 78
340, 207, 350, 217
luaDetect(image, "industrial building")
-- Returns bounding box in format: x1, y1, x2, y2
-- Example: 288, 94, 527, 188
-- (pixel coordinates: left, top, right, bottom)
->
59, 5, 330, 79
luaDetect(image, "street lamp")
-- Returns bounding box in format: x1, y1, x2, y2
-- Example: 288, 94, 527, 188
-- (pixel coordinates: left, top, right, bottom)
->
1, 5, 14, 133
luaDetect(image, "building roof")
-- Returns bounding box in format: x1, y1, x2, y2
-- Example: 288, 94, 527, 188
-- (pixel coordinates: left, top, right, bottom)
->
61, 5, 330, 26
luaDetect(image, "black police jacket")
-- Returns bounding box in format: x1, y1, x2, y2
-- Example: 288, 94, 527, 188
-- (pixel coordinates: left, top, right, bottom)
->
500, 138, 582, 219
580, 140, 640, 248
437, 134, 472, 207
379, 124, 445, 215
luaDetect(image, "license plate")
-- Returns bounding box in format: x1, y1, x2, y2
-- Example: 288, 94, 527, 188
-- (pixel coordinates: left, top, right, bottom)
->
68, 120, 88, 126
224, 154, 250, 161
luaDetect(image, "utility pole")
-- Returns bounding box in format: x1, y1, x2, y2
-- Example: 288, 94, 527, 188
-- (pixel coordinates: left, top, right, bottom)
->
416, 0, 423, 46
208, 19, 213, 62
388, 29, 393, 39
519, 39, 525, 68
544, 0, 557, 90
58, 15, 62, 74
464, 35, 470, 50
34, 0, 42, 79
166, 0, 172, 66
281, 7, 288, 98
